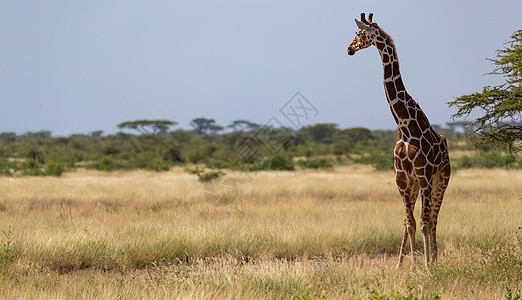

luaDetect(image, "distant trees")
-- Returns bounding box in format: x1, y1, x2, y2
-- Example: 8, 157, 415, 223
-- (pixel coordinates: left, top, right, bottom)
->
117, 120, 177, 135
0, 132, 16, 143
334, 127, 373, 145
21, 131, 52, 139
89, 130, 103, 137
190, 118, 223, 134
449, 30, 522, 153
228, 120, 260, 132
0, 118, 519, 178
300, 123, 338, 144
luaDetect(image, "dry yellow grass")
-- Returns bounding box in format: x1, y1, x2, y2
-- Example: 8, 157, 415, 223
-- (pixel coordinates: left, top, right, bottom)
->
0, 166, 520, 299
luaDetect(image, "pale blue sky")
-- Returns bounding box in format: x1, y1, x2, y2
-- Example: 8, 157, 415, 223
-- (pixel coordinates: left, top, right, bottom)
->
1, 1, 521, 135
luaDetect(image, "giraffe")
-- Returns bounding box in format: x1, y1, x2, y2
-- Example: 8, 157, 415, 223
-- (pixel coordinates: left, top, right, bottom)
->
347, 13, 451, 267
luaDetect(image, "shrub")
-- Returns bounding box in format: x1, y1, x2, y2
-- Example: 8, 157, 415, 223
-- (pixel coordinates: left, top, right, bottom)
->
261, 154, 295, 171
92, 158, 129, 171
0, 160, 16, 176
297, 158, 333, 170
131, 156, 153, 169
20, 159, 39, 170
206, 160, 231, 169
102, 145, 121, 155
27, 149, 45, 164
455, 152, 519, 170
186, 167, 223, 182
21, 168, 45, 176
187, 150, 204, 164
45, 162, 66, 176
163, 146, 183, 163
146, 161, 170, 172
355, 153, 394, 171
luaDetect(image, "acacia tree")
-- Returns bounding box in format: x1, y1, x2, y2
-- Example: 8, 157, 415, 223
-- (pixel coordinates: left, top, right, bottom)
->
228, 120, 260, 132
190, 118, 223, 134
449, 30, 522, 153
117, 120, 177, 135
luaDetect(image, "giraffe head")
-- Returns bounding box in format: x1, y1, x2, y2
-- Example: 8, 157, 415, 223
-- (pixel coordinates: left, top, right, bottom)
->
347, 13, 379, 56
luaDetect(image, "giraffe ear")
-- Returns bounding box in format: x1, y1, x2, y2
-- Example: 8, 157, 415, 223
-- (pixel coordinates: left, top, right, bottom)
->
355, 19, 375, 34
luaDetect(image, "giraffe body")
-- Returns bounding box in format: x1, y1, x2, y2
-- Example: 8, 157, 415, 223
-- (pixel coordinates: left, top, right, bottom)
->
347, 13, 451, 267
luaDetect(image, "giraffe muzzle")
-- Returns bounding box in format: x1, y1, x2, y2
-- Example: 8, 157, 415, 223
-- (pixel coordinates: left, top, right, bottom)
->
347, 47, 355, 56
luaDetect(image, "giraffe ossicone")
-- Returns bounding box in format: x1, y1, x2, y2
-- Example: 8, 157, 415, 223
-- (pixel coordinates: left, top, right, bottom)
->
347, 13, 451, 267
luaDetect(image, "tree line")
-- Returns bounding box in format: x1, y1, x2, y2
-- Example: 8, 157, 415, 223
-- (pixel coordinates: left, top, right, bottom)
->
0, 119, 519, 177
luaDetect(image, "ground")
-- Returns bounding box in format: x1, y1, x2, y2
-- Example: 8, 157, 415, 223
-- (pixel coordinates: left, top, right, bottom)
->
0, 166, 520, 299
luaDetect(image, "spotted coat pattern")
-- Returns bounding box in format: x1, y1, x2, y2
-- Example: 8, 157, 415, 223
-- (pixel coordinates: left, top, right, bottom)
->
347, 13, 451, 267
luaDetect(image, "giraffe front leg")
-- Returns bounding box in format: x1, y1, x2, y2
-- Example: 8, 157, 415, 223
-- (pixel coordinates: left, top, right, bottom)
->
397, 217, 409, 268
407, 219, 416, 265
395, 169, 417, 268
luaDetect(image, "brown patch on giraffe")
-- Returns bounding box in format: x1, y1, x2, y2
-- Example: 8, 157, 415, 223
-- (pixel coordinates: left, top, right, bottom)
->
375, 42, 385, 50
392, 61, 400, 77
384, 64, 392, 78
408, 121, 422, 137
425, 164, 433, 176
433, 144, 441, 156
385, 81, 396, 99
396, 146, 407, 160
396, 175, 408, 189
406, 143, 417, 157
385, 38, 394, 48
408, 138, 421, 149
393, 103, 409, 119
433, 153, 442, 165
416, 176, 428, 187
415, 153, 427, 166
414, 166, 426, 176
421, 137, 430, 151
418, 115, 430, 129
382, 54, 389, 63
441, 164, 451, 177
395, 78, 405, 92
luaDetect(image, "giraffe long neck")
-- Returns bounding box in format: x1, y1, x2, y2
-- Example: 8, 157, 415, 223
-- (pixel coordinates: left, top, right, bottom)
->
374, 31, 432, 139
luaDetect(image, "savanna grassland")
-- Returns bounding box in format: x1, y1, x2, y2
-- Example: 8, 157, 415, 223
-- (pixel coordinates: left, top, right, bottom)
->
0, 166, 520, 299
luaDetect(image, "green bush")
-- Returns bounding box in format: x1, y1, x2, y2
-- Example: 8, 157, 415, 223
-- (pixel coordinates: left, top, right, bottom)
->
163, 145, 183, 163
455, 152, 519, 169
145, 161, 170, 172
131, 156, 153, 169
206, 159, 231, 169
45, 162, 66, 176
297, 158, 333, 170
20, 159, 39, 170
21, 168, 46, 176
355, 153, 394, 171
187, 150, 204, 164
261, 154, 295, 171
102, 145, 121, 155
92, 158, 129, 172
0, 160, 16, 176
186, 167, 223, 182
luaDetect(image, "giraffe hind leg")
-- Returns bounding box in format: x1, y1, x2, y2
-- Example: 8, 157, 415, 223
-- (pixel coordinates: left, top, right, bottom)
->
418, 176, 433, 267
408, 181, 419, 264
430, 166, 450, 262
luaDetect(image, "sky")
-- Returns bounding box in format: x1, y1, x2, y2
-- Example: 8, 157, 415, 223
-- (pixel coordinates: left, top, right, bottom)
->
1, 0, 521, 136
